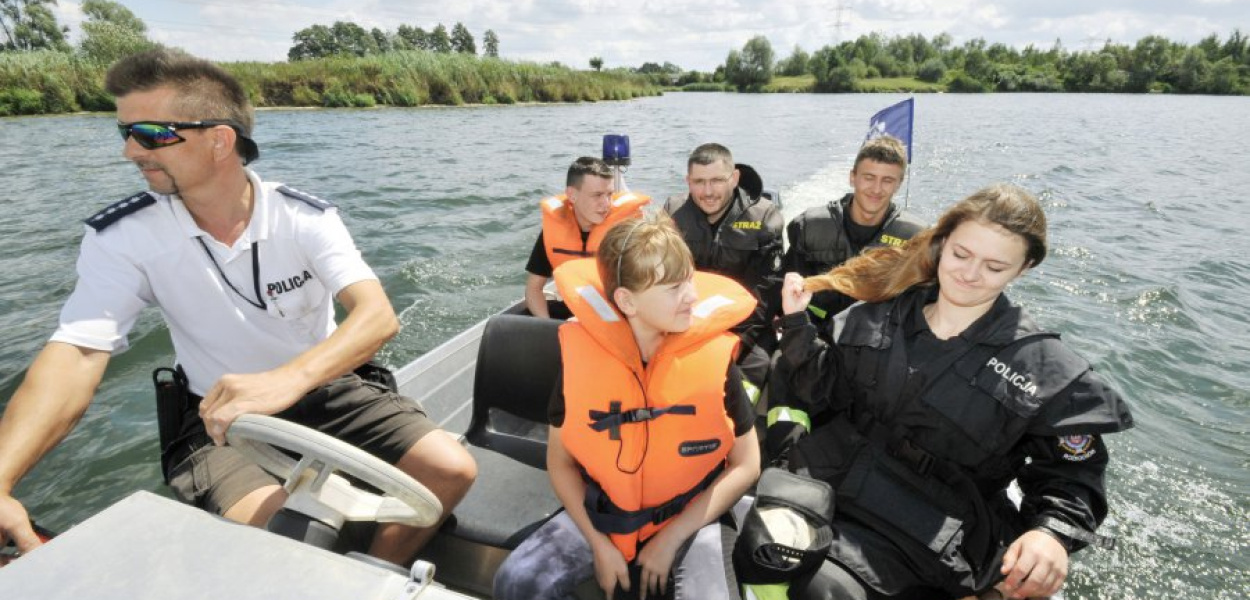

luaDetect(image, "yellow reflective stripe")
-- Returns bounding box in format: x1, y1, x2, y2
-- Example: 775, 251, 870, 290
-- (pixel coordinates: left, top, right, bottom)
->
766, 406, 811, 431
745, 583, 790, 600
742, 380, 761, 406
807, 304, 828, 319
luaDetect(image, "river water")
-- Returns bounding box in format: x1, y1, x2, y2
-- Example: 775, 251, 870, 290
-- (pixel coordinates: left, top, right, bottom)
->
2, 92, 1248, 598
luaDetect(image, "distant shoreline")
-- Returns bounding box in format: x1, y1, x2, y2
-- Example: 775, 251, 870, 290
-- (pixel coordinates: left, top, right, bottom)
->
0, 50, 663, 118
0, 96, 656, 121
6, 43, 1245, 119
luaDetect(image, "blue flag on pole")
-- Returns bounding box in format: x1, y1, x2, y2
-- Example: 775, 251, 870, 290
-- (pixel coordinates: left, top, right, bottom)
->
864, 97, 914, 161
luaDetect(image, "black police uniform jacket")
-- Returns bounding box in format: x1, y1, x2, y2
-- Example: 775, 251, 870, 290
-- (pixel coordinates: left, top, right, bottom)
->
784, 193, 927, 328
664, 187, 784, 354
773, 285, 1133, 595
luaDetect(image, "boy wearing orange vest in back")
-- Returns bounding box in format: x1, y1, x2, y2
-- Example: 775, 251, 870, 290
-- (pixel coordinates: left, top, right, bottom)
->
496, 213, 761, 599
524, 157, 650, 319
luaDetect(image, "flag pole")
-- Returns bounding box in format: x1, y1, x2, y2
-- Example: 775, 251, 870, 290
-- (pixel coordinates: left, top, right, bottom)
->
904, 165, 912, 209
904, 97, 913, 209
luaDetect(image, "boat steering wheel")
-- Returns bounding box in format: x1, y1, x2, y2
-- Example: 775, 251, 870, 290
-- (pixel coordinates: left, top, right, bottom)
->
226, 414, 442, 528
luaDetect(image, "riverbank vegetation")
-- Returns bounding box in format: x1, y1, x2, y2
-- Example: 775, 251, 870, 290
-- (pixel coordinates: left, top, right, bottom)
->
3, 1, 1247, 117
226, 53, 659, 109
699, 31, 1250, 95
0, 1, 659, 116
0, 48, 660, 116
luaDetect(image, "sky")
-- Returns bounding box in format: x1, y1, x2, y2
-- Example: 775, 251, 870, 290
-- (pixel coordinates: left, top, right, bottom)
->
51, 0, 1250, 71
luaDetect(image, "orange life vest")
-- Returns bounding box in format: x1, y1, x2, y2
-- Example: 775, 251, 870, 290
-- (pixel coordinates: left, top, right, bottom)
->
553, 258, 756, 561
541, 191, 650, 270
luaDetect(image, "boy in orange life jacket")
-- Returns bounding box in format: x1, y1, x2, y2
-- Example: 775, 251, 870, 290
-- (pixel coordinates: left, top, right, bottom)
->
493, 213, 761, 600
524, 157, 650, 319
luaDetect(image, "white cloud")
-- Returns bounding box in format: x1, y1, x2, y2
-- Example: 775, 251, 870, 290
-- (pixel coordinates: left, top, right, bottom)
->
1028, 11, 1150, 48
86, 0, 1250, 69
52, 1, 85, 45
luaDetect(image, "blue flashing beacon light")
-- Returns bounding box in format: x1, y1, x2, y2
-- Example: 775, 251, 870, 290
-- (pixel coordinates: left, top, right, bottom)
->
602, 134, 631, 167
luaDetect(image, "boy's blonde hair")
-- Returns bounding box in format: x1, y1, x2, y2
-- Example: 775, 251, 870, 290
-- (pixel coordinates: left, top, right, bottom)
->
597, 213, 694, 305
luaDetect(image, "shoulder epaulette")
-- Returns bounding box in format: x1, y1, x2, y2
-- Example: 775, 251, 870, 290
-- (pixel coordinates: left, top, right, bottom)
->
276, 185, 335, 211
85, 192, 157, 231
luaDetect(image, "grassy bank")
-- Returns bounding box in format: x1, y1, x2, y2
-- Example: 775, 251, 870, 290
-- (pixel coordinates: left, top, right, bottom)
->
762, 75, 815, 92
854, 77, 945, 93
0, 50, 662, 116
758, 74, 946, 93
0, 51, 114, 116
678, 82, 734, 92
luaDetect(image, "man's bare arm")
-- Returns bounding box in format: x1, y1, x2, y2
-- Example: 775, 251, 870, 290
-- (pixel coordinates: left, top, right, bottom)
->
525, 273, 551, 318
0, 342, 110, 551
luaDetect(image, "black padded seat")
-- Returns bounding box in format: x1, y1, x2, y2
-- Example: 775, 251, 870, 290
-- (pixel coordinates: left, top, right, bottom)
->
441, 314, 564, 550
446, 447, 558, 549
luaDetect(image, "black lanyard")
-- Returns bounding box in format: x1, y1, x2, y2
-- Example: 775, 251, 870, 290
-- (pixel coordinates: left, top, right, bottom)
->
197, 237, 266, 311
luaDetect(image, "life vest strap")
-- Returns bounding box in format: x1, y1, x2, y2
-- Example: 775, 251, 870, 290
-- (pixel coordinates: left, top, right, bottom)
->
859, 415, 963, 483
886, 435, 936, 477
553, 248, 594, 257
589, 403, 697, 438
584, 462, 726, 535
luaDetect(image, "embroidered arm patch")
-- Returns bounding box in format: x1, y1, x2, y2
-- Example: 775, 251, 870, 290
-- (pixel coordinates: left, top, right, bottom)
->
1057, 434, 1097, 461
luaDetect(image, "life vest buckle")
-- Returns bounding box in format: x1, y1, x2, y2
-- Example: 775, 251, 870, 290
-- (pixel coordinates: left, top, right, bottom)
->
589, 405, 698, 439
649, 502, 681, 525
888, 438, 935, 477
624, 408, 653, 423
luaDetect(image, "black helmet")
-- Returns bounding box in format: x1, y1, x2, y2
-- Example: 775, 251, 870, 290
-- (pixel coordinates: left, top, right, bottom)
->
733, 468, 835, 584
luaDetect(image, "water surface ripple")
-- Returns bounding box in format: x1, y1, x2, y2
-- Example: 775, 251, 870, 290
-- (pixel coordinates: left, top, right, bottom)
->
2, 93, 1247, 598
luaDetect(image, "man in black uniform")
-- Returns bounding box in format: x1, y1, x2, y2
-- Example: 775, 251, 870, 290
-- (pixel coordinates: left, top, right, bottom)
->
784, 135, 926, 335
663, 143, 783, 399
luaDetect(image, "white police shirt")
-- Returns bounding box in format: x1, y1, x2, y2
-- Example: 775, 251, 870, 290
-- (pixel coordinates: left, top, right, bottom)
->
52, 169, 377, 395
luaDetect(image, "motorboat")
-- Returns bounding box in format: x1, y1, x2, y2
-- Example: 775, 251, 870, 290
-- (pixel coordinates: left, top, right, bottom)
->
0, 137, 787, 599
0, 302, 556, 600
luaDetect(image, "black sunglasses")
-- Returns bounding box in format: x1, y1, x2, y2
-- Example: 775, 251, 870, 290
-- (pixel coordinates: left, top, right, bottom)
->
117, 120, 260, 164
116, 120, 241, 149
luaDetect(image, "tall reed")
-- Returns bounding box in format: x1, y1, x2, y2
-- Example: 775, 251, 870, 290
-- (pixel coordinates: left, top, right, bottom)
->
0, 49, 661, 116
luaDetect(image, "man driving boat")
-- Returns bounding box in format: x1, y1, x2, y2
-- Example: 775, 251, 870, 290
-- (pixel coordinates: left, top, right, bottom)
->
0, 48, 476, 566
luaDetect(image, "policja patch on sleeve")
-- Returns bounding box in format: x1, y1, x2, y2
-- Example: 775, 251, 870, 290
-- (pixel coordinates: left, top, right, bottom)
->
1058, 434, 1097, 461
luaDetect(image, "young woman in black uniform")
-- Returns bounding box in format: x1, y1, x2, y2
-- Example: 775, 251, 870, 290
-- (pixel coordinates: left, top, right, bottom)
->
767, 184, 1133, 600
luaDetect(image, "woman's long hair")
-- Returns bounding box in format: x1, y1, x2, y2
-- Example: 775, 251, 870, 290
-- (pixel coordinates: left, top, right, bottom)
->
806, 184, 1048, 303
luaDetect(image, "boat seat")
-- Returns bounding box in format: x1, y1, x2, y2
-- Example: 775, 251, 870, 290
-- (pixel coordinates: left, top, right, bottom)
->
443, 314, 563, 550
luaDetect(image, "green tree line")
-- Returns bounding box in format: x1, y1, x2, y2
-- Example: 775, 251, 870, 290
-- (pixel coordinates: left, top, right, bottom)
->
289, 20, 500, 61
0, 1, 656, 116
716, 31, 1250, 95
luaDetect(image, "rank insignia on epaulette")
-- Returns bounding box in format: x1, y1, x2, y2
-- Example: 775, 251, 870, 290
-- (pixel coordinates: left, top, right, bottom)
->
85, 192, 156, 231
276, 185, 335, 211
